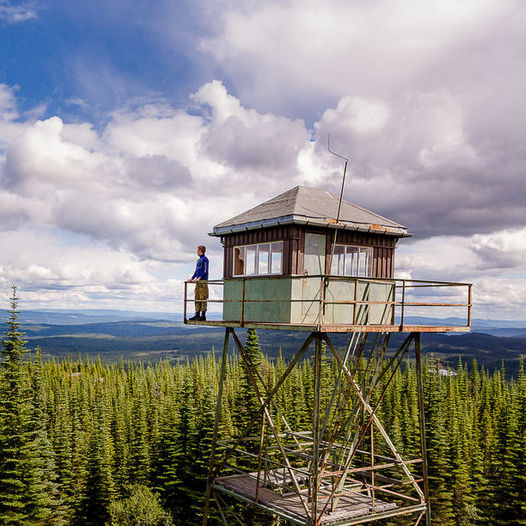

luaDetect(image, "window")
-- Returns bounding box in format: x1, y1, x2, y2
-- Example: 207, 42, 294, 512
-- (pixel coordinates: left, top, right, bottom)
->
330, 245, 373, 277
258, 244, 269, 274
234, 247, 245, 275
246, 245, 256, 275
233, 241, 283, 276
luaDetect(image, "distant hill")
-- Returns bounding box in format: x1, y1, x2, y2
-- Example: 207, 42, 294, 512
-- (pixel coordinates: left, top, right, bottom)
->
2, 309, 524, 372
17, 309, 176, 325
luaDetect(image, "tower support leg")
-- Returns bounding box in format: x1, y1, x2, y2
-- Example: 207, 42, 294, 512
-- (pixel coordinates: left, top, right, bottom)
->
414, 332, 431, 526
202, 327, 231, 526
310, 332, 323, 525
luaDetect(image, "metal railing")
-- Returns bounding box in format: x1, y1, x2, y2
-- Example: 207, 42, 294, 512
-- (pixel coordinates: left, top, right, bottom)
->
183, 274, 472, 331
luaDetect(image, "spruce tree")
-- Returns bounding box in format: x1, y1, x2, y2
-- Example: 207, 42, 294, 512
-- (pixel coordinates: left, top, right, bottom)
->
22, 347, 64, 524
425, 359, 454, 525
233, 329, 263, 436
77, 387, 115, 525
0, 286, 29, 525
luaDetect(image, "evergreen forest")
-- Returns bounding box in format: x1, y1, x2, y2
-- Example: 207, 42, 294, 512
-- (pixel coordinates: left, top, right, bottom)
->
1, 289, 526, 526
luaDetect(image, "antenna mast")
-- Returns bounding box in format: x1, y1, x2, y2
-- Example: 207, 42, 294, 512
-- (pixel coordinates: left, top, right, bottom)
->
327, 133, 350, 273
328, 133, 349, 224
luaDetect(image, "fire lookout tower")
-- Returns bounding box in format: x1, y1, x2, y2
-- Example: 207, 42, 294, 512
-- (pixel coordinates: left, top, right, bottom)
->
184, 185, 472, 526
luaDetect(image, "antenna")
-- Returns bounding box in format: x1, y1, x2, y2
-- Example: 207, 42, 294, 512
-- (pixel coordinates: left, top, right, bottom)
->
327, 133, 350, 275
328, 133, 349, 223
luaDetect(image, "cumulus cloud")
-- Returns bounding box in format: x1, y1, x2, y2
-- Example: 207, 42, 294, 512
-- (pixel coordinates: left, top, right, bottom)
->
191, 80, 309, 172
0, 81, 311, 267
308, 90, 490, 237
1, 77, 525, 314
195, 0, 526, 241
200, 0, 512, 111
469, 228, 526, 271
0, 228, 187, 310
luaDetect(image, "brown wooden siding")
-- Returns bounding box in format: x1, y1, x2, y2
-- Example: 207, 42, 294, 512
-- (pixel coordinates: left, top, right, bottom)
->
221, 225, 397, 279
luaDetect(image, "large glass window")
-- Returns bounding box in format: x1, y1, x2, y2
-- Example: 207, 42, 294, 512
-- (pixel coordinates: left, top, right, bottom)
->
330, 245, 373, 277
233, 241, 283, 276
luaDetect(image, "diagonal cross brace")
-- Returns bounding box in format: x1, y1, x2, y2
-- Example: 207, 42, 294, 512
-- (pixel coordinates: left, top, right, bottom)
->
324, 333, 425, 501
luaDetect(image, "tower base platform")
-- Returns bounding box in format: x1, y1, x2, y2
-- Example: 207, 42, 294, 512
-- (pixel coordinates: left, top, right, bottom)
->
215, 473, 426, 525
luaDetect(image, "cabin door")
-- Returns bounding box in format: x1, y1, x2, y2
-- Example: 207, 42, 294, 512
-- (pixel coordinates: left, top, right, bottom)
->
302, 233, 326, 318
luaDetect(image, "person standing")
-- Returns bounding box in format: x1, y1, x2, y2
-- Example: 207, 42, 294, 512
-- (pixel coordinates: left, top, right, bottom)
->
187, 245, 209, 321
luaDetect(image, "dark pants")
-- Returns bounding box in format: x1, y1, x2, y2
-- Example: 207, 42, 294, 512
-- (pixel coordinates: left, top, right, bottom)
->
195, 281, 209, 312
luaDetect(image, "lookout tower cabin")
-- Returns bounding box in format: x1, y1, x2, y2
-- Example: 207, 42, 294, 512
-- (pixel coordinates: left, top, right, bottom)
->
184, 185, 472, 332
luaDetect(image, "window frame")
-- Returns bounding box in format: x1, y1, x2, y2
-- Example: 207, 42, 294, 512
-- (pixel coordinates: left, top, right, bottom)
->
232, 241, 284, 277
330, 244, 373, 277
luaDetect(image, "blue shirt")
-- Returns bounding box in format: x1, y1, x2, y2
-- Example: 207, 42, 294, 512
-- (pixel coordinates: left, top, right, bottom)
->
192, 254, 209, 280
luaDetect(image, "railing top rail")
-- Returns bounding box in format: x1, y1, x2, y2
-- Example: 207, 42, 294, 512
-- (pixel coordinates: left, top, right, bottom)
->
188, 275, 471, 287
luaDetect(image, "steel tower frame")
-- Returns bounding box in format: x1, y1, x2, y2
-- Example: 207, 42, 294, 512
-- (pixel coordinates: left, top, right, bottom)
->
202, 328, 431, 526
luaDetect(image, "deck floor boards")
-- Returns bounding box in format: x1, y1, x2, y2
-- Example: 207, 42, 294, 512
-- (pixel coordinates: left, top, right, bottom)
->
215, 473, 398, 525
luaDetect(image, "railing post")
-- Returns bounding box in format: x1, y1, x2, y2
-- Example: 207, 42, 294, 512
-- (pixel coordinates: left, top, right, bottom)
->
400, 280, 406, 330
183, 281, 188, 322
318, 276, 324, 328
467, 284, 472, 329
391, 281, 396, 326
353, 278, 358, 325
241, 278, 246, 327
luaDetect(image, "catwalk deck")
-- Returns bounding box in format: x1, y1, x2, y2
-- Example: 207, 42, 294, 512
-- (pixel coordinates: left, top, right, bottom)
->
186, 319, 470, 333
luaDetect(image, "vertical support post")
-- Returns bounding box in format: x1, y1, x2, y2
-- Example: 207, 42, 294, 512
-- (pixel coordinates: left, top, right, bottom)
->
183, 281, 188, 322
202, 328, 230, 526
414, 332, 431, 526
370, 422, 375, 512
255, 415, 266, 503
311, 332, 323, 525
400, 280, 406, 330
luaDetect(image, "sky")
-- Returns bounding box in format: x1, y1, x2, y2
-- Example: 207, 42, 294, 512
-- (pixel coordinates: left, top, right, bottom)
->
0, 0, 525, 319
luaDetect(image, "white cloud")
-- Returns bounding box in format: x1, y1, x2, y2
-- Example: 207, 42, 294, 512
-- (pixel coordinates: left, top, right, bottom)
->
0, 84, 18, 120
0, 228, 188, 311
0, 72, 525, 316
469, 228, 526, 271
396, 228, 526, 317
200, 0, 511, 112
0, 1, 37, 24
0, 81, 311, 284
191, 80, 309, 173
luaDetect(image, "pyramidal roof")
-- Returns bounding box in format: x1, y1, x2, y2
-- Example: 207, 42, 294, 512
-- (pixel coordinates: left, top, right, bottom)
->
211, 186, 411, 237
